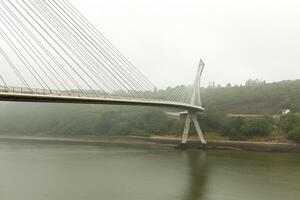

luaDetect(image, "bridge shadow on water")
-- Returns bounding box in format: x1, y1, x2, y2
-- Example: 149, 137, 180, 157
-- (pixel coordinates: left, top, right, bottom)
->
182, 150, 209, 200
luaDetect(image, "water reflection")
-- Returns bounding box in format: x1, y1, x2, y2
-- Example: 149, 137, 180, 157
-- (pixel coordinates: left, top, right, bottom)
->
183, 151, 209, 200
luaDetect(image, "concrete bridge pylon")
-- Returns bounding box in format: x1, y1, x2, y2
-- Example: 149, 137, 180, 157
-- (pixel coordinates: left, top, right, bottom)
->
181, 59, 206, 146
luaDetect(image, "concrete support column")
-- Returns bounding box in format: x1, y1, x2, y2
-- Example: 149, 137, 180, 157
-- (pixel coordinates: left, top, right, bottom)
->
182, 114, 191, 144
191, 114, 206, 144
181, 112, 206, 145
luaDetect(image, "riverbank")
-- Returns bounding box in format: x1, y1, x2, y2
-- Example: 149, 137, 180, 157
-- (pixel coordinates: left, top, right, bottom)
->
1, 134, 300, 153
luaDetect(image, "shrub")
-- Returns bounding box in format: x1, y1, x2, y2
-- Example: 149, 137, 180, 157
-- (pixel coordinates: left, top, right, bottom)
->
227, 128, 246, 141
287, 126, 300, 143
279, 113, 300, 143
280, 113, 300, 133
240, 117, 273, 137
198, 109, 226, 132
219, 116, 273, 139
220, 117, 244, 136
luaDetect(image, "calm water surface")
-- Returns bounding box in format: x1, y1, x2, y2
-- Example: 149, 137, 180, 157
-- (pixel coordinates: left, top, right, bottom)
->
0, 140, 299, 200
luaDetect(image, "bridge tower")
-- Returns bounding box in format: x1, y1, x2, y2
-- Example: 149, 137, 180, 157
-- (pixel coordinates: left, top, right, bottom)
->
181, 59, 206, 145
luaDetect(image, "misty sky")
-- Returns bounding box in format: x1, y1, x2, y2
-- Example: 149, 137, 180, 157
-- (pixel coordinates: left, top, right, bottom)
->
72, 0, 300, 88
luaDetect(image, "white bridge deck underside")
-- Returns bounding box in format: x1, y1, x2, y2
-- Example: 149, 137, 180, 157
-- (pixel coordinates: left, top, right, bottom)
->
0, 91, 204, 112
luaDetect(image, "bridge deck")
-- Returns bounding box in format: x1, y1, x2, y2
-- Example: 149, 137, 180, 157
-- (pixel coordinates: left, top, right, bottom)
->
0, 87, 204, 112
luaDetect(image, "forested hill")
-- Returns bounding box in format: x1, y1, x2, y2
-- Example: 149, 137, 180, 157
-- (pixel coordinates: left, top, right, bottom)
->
0, 79, 299, 135
201, 79, 300, 114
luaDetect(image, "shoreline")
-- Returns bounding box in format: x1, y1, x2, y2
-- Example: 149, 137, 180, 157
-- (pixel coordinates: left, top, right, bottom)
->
0, 134, 300, 153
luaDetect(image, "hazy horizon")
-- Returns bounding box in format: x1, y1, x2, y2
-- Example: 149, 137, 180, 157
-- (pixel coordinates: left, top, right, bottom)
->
72, 0, 300, 89
0, 0, 299, 90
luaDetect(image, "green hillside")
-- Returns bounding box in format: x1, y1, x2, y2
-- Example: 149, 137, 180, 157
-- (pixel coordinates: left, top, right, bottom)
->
202, 79, 300, 114
0, 79, 300, 142
0, 103, 180, 136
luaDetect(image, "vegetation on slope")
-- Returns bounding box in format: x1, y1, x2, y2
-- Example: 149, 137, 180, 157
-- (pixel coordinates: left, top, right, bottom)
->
0, 79, 300, 143
280, 113, 300, 142
202, 79, 300, 114
0, 103, 182, 136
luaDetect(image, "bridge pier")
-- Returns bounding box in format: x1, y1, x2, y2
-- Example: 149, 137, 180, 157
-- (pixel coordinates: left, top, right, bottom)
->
181, 112, 206, 146
179, 59, 206, 148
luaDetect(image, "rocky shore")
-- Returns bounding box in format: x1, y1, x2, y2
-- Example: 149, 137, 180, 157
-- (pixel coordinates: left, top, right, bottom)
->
0, 134, 300, 153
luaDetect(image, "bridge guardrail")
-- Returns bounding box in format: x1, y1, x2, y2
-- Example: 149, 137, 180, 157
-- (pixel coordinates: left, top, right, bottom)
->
0, 85, 186, 106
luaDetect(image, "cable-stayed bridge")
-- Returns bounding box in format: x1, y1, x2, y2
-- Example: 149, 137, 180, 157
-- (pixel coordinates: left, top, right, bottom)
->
0, 0, 206, 145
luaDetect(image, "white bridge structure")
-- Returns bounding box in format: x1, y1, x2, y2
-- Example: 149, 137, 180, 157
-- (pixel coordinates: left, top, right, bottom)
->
0, 0, 206, 145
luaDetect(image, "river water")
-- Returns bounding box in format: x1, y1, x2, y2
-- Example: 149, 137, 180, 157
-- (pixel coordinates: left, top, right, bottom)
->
0, 139, 299, 200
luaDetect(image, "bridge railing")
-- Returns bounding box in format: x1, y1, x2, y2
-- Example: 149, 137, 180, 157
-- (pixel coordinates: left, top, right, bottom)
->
0, 85, 185, 105
0, 86, 81, 97
0, 85, 122, 98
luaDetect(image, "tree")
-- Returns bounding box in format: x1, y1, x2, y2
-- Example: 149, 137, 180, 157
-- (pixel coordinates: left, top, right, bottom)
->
280, 113, 300, 143
287, 126, 300, 143
240, 117, 273, 137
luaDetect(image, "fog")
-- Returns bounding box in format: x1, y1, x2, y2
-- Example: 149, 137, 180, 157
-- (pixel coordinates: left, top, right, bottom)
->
73, 0, 300, 88
0, 0, 299, 89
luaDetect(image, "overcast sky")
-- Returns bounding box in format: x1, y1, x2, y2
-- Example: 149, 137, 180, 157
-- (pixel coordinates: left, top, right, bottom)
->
72, 0, 300, 88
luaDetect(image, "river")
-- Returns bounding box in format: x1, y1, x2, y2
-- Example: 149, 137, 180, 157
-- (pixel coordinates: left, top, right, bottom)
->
0, 139, 299, 200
